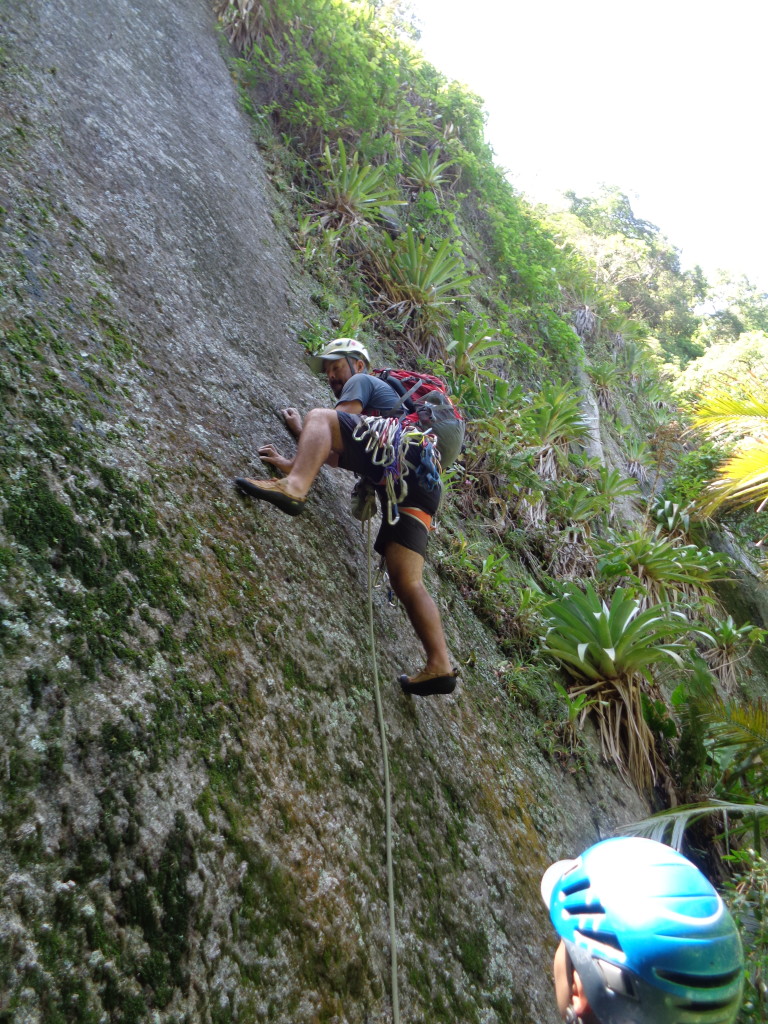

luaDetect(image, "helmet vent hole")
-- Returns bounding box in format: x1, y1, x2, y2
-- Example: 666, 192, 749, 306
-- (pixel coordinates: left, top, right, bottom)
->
564, 900, 606, 918
575, 927, 622, 951
654, 968, 743, 990
562, 877, 591, 896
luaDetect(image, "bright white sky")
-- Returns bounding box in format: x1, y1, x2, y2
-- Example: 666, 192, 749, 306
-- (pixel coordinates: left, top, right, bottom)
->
410, 0, 768, 291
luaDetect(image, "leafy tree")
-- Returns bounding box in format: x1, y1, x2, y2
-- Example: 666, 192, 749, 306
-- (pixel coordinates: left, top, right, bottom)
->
675, 332, 768, 400
564, 186, 659, 242
551, 187, 708, 365
695, 272, 768, 348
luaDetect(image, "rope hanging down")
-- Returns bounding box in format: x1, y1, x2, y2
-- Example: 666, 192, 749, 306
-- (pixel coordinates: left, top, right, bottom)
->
366, 519, 401, 1024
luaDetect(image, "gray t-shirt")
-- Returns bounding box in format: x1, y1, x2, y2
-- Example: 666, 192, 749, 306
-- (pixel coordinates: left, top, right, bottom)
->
336, 372, 464, 467
335, 373, 401, 415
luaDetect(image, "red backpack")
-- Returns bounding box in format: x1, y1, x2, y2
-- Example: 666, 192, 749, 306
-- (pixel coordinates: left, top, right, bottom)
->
371, 368, 465, 466
371, 368, 465, 425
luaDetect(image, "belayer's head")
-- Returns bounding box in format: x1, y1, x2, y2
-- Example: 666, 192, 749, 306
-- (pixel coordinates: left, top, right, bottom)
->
540, 837, 744, 1024
308, 338, 371, 398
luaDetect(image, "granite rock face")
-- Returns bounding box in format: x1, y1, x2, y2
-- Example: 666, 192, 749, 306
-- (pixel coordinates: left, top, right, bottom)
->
0, 1, 648, 1021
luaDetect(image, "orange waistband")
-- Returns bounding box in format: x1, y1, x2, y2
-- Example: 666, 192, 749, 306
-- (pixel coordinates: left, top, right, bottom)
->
399, 506, 434, 531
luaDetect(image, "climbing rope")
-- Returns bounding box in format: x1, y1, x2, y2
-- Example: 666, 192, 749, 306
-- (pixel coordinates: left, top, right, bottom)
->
366, 519, 400, 1024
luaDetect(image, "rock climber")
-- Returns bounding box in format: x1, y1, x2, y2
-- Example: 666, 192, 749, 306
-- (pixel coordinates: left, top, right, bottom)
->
234, 337, 457, 696
540, 835, 744, 1024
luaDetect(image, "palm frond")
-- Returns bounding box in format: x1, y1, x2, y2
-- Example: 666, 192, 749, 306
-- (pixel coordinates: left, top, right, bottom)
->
699, 440, 768, 513
693, 390, 768, 439
619, 800, 768, 849
704, 699, 768, 779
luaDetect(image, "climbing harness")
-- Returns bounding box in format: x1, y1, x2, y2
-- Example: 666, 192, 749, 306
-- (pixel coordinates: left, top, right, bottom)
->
366, 519, 400, 1024
352, 415, 441, 526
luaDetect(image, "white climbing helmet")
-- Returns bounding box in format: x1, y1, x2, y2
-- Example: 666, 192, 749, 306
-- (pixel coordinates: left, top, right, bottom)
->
307, 337, 370, 373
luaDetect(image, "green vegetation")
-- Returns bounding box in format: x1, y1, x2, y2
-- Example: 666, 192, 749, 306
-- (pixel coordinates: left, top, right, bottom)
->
373, 227, 474, 353
317, 139, 404, 229
723, 850, 768, 1024
541, 584, 687, 788
3, 0, 768, 1019
692, 380, 768, 522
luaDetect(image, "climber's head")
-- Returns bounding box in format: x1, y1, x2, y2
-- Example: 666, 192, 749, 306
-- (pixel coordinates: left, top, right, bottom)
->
308, 338, 370, 374
541, 837, 744, 1024
307, 338, 370, 398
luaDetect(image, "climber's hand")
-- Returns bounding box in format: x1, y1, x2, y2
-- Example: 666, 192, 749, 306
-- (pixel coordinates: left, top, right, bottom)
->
258, 444, 293, 476
281, 407, 302, 437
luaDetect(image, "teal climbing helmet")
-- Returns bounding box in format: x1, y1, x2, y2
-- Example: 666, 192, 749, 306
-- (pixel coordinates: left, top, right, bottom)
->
541, 837, 744, 1024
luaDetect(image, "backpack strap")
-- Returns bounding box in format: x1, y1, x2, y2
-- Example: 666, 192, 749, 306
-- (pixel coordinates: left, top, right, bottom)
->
374, 369, 422, 416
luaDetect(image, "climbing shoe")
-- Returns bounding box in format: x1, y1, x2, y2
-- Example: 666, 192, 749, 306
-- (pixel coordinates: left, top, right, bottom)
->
398, 670, 457, 697
234, 477, 307, 516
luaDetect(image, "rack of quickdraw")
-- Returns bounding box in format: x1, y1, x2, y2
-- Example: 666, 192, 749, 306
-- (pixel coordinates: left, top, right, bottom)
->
352, 416, 441, 525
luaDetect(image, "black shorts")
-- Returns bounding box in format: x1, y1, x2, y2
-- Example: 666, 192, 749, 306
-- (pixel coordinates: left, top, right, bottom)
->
337, 411, 441, 558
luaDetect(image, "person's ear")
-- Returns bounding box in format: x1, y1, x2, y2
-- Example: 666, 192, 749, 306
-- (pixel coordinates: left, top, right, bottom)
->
571, 970, 590, 1017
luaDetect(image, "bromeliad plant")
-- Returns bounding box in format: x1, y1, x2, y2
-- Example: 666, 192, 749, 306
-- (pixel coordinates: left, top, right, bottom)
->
699, 615, 768, 693
444, 311, 502, 381
382, 103, 430, 159
588, 359, 621, 411
545, 481, 605, 577
373, 226, 474, 355
595, 529, 732, 612
403, 150, 455, 196
617, 339, 645, 384
317, 139, 404, 229
652, 499, 692, 541
522, 381, 591, 482
541, 584, 689, 789
593, 466, 640, 523
623, 436, 654, 484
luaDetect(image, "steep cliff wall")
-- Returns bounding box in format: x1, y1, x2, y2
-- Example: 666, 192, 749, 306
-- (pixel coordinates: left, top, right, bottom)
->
0, 1, 647, 1021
